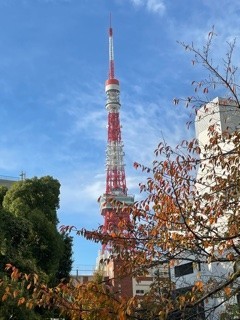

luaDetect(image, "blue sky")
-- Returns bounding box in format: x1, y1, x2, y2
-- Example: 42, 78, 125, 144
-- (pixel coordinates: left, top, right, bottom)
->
0, 0, 239, 274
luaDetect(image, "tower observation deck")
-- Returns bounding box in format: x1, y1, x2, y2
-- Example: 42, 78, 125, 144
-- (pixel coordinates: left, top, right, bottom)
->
100, 19, 134, 252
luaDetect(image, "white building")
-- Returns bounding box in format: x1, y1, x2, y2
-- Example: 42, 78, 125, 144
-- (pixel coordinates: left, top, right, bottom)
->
171, 97, 240, 319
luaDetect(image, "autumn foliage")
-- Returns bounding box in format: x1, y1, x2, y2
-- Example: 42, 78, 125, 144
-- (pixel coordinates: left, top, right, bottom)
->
1, 29, 240, 319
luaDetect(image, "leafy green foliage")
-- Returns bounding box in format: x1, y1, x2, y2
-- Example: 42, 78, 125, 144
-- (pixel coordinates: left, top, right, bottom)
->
3, 176, 60, 225
0, 186, 8, 208
0, 176, 72, 318
55, 234, 73, 284
0, 210, 36, 274
28, 209, 64, 277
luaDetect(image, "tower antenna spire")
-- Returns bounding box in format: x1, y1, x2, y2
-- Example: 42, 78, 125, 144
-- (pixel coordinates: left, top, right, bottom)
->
108, 13, 115, 79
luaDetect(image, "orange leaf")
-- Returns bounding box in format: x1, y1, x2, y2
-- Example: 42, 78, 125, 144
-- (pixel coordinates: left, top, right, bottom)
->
195, 280, 203, 291
2, 294, 8, 302
18, 297, 25, 306
224, 287, 231, 296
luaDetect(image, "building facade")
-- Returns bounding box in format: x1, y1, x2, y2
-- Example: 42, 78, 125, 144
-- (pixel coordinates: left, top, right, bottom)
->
170, 97, 240, 319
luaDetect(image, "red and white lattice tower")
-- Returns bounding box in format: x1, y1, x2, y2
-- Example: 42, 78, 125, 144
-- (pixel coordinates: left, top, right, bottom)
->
99, 19, 134, 253
97, 19, 134, 298
105, 22, 126, 196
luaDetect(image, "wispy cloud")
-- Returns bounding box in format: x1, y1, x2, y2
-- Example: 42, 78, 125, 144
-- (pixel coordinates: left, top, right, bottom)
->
146, 0, 165, 14
130, 0, 166, 15
131, 0, 144, 5
59, 172, 104, 218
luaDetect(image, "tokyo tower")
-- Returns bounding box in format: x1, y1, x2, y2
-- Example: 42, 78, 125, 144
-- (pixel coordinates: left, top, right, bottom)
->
99, 18, 134, 249
97, 18, 134, 297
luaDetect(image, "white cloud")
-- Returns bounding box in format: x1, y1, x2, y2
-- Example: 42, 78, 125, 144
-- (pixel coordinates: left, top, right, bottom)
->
60, 171, 105, 202
130, 0, 166, 14
131, 0, 144, 6
146, 0, 165, 14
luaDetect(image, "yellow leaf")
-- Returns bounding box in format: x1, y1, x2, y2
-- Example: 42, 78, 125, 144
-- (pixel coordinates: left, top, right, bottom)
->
25, 274, 30, 281
179, 295, 186, 307
13, 290, 19, 298
26, 301, 33, 309
159, 310, 166, 320
33, 273, 38, 285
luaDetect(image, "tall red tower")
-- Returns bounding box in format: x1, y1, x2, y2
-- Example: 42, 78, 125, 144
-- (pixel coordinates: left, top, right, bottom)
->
98, 19, 134, 297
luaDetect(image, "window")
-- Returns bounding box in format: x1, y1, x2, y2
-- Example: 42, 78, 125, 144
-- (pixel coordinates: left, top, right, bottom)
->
136, 289, 144, 295
174, 262, 193, 277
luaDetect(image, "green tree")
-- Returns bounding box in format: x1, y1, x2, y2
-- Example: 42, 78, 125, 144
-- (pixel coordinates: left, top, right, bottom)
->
0, 209, 36, 274
55, 234, 73, 283
28, 209, 64, 278
0, 176, 72, 318
3, 176, 60, 225
0, 186, 8, 208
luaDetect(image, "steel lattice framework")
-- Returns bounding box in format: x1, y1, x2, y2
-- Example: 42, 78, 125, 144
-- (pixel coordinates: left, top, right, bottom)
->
105, 24, 127, 196
96, 21, 135, 300
99, 20, 134, 252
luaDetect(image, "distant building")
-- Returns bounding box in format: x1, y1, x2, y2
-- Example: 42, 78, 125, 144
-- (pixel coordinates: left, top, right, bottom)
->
71, 274, 94, 286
